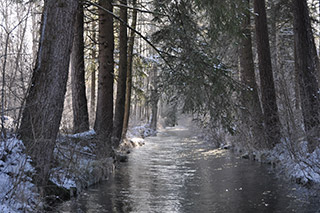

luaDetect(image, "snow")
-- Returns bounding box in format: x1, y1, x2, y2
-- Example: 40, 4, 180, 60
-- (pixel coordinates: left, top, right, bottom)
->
66, 129, 96, 139
50, 168, 76, 189
127, 125, 157, 139
0, 137, 39, 213
1, 116, 15, 133
0, 130, 101, 212
250, 138, 320, 185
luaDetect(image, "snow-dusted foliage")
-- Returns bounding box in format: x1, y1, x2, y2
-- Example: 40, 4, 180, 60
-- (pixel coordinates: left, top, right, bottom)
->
54, 131, 96, 185
230, 135, 320, 186
128, 125, 157, 139
52, 129, 113, 194
271, 140, 320, 185
0, 138, 39, 212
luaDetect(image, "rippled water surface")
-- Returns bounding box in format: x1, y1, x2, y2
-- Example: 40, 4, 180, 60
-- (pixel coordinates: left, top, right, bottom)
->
58, 126, 320, 213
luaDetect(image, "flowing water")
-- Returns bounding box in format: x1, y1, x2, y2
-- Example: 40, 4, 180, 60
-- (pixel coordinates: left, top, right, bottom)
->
58, 126, 320, 213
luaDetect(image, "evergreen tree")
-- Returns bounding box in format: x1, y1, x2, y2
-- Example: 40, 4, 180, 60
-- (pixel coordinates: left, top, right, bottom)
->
95, 0, 114, 156
239, 0, 266, 149
71, 2, 89, 133
254, 0, 281, 148
113, 0, 128, 146
293, 0, 320, 152
123, 0, 138, 139
19, 0, 78, 189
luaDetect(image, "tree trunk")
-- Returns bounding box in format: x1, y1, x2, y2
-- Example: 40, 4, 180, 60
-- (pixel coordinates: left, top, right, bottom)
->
254, 0, 281, 148
94, 0, 114, 156
122, 0, 138, 139
113, 0, 128, 146
19, 0, 78, 188
90, 21, 97, 126
239, 0, 266, 149
71, 2, 89, 133
150, 65, 158, 131
293, 0, 320, 153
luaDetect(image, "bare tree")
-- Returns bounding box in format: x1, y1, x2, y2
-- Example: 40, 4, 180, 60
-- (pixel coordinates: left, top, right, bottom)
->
1, 2, 31, 140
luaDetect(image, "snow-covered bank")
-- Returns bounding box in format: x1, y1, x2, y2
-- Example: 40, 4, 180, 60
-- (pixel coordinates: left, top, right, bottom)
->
52, 131, 114, 195
0, 130, 114, 212
231, 141, 320, 187
0, 124, 156, 212
118, 125, 156, 154
231, 138, 320, 188
264, 141, 320, 186
195, 122, 320, 189
0, 138, 39, 212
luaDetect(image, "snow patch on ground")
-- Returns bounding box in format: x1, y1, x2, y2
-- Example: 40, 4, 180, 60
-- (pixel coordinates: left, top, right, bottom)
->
275, 142, 320, 185
66, 129, 96, 139
127, 125, 156, 139
246, 138, 320, 186
118, 125, 156, 154
0, 137, 39, 212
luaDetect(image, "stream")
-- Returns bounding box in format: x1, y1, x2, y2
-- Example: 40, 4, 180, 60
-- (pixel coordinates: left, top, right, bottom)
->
58, 126, 320, 213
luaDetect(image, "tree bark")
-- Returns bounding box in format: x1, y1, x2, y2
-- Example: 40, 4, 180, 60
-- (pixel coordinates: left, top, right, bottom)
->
71, 2, 89, 133
19, 0, 78, 187
254, 0, 281, 148
239, 0, 266, 149
94, 0, 114, 154
293, 0, 320, 153
122, 0, 138, 139
113, 0, 128, 146
90, 21, 97, 126
150, 65, 158, 131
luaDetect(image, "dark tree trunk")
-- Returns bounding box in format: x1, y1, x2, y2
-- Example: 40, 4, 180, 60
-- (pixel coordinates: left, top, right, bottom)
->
122, 0, 138, 139
150, 65, 158, 131
293, 0, 320, 153
254, 0, 281, 148
71, 2, 89, 133
239, 0, 266, 149
19, 0, 78, 187
94, 0, 114, 155
113, 0, 128, 146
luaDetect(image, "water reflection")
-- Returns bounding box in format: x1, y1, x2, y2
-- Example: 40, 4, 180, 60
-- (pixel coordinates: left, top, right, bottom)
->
59, 127, 320, 213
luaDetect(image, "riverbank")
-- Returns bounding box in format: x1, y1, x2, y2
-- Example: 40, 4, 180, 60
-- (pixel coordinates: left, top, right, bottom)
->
0, 125, 155, 212
196, 124, 320, 189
